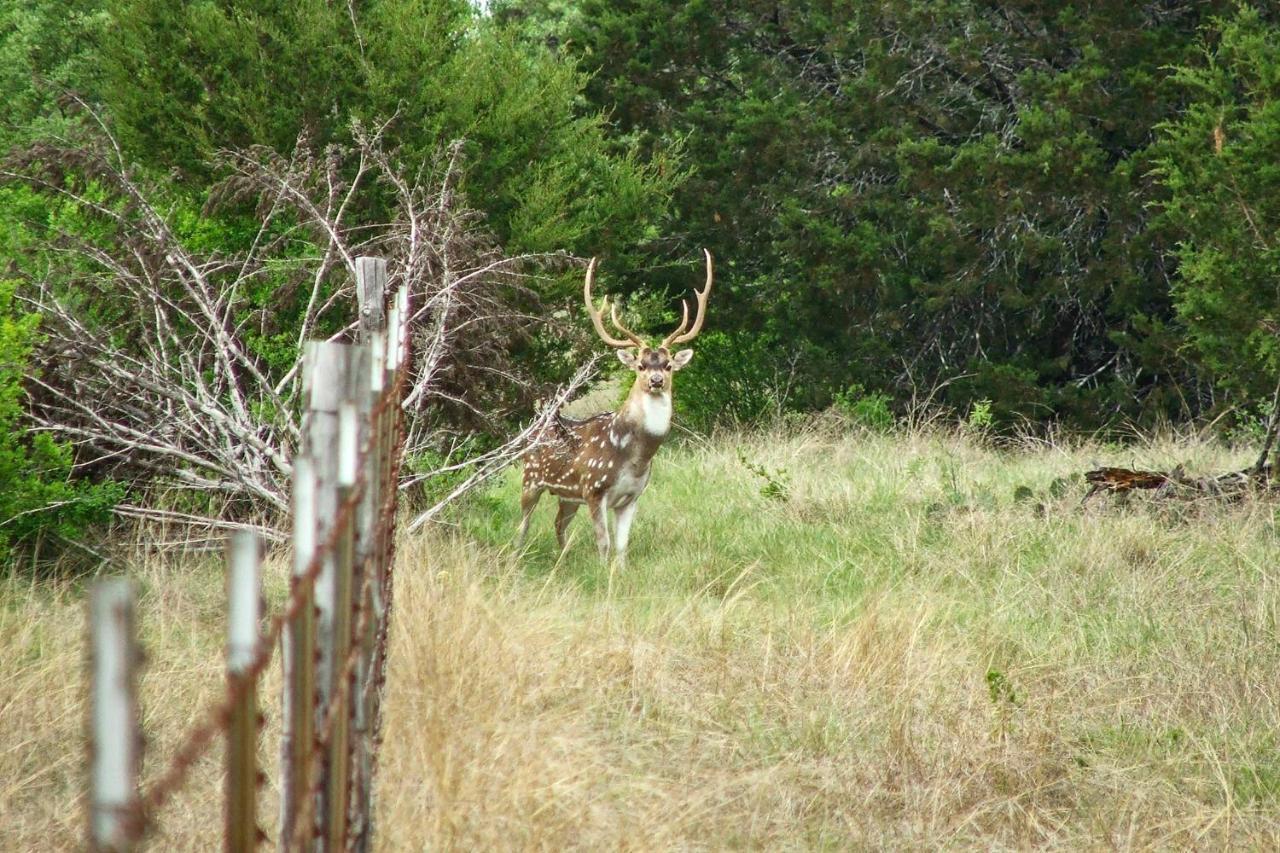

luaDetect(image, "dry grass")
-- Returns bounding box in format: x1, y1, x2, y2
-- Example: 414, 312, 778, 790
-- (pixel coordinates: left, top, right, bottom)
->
0, 548, 289, 851
5, 423, 1280, 849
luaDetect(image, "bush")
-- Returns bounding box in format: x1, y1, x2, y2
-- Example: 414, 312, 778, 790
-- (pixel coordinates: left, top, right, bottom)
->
672, 330, 781, 432
0, 282, 121, 567
833, 384, 894, 431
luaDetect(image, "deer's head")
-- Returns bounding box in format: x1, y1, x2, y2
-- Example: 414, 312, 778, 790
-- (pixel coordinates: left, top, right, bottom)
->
583, 249, 713, 396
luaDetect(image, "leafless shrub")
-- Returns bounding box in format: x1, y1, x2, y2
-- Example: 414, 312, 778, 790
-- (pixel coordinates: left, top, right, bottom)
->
5, 115, 588, 539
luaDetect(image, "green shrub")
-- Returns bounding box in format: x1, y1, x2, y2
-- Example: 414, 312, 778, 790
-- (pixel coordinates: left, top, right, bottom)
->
0, 282, 121, 567
833, 383, 894, 431
673, 330, 782, 432
966, 399, 995, 434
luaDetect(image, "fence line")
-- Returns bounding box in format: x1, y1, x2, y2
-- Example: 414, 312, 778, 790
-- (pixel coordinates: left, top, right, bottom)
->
87, 258, 410, 852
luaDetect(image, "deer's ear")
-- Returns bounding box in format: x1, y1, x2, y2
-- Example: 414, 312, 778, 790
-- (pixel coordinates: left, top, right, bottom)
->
671, 349, 694, 370
617, 349, 639, 368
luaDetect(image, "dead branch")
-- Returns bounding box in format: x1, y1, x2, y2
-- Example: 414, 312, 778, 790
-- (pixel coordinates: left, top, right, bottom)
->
6, 115, 579, 537
1081, 463, 1278, 506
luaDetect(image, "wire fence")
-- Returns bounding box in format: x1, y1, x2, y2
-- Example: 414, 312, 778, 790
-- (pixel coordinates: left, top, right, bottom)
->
88, 257, 410, 852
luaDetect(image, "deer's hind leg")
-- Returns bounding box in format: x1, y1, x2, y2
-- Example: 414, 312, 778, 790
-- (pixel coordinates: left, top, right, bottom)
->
554, 500, 580, 551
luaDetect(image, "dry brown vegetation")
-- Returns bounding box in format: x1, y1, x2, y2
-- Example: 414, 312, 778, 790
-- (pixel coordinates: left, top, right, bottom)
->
4, 425, 1280, 849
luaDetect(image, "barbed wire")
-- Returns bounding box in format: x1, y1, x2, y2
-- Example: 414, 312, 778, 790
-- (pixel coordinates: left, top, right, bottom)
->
117, 365, 406, 846
287, 569, 376, 850
290, 370, 407, 851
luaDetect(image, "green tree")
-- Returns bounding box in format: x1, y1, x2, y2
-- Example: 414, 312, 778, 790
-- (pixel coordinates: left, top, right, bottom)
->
0, 0, 107, 147
1154, 6, 1280, 410
97, 0, 675, 259
505, 0, 1236, 428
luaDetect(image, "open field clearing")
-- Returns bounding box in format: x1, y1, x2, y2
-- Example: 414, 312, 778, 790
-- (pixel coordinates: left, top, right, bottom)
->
5, 423, 1280, 849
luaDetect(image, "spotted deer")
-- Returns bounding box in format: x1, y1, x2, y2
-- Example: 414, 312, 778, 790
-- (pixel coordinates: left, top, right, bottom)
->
516, 250, 713, 565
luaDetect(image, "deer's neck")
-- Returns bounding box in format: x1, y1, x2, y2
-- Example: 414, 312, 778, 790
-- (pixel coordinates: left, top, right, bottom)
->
611, 384, 673, 462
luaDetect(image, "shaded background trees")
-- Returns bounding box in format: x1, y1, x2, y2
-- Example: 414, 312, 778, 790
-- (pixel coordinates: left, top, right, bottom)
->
2, 0, 1280, 557
500, 0, 1277, 427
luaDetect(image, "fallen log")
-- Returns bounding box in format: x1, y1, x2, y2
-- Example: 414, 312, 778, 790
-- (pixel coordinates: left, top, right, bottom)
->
1081, 464, 1276, 505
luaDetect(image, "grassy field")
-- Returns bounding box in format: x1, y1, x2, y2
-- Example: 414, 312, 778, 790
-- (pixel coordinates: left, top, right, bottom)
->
5, 421, 1280, 849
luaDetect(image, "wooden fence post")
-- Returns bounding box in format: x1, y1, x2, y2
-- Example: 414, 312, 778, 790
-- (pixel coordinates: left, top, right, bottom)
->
323, 398, 360, 851
225, 531, 261, 852
355, 257, 387, 343
351, 331, 384, 853
89, 579, 141, 853
280, 456, 317, 847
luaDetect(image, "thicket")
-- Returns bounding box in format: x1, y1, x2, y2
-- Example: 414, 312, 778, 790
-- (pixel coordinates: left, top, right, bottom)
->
500, 0, 1280, 432
0, 278, 120, 562
2, 1, 1280, 559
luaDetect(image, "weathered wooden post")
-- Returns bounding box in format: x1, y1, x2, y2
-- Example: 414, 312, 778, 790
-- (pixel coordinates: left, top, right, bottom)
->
89, 579, 141, 852
323, 398, 361, 851
280, 456, 317, 847
350, 331, 384, 853
355, 257, 387, 343
225, 531, 261, 852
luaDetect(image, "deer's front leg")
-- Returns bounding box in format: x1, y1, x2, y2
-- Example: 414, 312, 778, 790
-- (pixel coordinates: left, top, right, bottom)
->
515, 485, 543, 550
586, 494, 610, 561
612, 498, 639, 569
554, 500, 579, 551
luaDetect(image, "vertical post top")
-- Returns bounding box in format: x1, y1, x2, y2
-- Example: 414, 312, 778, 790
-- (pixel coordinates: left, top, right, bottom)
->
385, 306, 400, 373
227, 531, 261, 673
292, 456, 317, 578
338, 402, 359, 488
395, 286, 410, 367
369, 333, 386, 393
303, 341, 354, 413
355, 256, 388, 341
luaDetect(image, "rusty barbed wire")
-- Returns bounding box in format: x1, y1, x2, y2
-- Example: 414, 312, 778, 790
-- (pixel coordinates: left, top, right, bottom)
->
120, 475, 366, 843
286, 569, 378, 851
368, 341, 410, 782
116, 362, 408, 846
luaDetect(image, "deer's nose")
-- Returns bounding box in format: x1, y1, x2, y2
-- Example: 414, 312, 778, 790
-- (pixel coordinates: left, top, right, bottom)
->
648, 372, 665, 388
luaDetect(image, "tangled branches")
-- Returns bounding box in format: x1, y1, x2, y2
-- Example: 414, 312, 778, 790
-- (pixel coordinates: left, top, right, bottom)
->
6, 117, 585, 538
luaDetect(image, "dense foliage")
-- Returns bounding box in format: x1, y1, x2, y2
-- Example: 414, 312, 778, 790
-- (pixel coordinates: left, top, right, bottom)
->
3, 0, 1280, 556
501, 0, 1279, 428
0, 279, 120, 563
1154, 6, 1280, 412
95, 0, 676, 259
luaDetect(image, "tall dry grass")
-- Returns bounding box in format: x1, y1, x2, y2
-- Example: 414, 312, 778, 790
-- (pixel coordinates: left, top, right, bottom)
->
4, 422, 1280, 849
377, 422, 1280, 848
0, 547, 288, 851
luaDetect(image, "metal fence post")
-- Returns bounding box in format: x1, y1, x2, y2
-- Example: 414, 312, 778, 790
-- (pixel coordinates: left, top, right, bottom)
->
89, 579, 141, 853
280, 456, 318, 847
226, 532, 261, 852
324, 397, 361, 851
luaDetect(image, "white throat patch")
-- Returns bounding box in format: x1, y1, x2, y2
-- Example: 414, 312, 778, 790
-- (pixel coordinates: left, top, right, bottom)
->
640, 392, 672, 436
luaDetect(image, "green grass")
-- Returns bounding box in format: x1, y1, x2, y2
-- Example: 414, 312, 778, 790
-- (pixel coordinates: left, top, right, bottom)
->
403, 420, 1280, 845
5, 420, 1280, 848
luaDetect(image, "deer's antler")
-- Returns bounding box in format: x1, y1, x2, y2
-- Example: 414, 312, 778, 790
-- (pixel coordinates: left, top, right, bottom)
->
584, 258, 646, 349
661, 249, 713, 349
